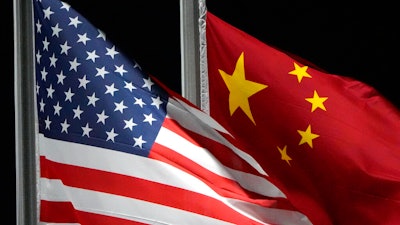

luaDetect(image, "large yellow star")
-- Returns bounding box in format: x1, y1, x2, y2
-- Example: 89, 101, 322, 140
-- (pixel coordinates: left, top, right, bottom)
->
297, 124, 319, 148
288, 62, 312, 83
277, 145, 292, 166
305, 90, 328, 112
219, 52, 267, 125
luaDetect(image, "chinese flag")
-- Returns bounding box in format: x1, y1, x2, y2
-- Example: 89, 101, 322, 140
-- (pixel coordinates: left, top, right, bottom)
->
205, 11, 400, 225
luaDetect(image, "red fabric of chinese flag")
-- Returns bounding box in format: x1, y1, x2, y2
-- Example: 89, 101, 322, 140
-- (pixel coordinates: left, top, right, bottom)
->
205, 11, 400, 225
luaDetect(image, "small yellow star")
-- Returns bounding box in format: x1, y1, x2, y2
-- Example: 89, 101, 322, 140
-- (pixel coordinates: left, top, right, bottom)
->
277, 145, 292, 166
305, 90, 328, 112
219, 52, 267, 125
288, 62, 312, 83
297, 124, 319, 148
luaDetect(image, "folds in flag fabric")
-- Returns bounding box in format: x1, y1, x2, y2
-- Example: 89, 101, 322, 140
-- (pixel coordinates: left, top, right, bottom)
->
204, 11, 400, 225
33, 0, 312, 224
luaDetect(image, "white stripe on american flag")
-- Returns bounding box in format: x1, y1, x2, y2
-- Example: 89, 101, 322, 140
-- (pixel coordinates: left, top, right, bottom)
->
168, 97, 268, 176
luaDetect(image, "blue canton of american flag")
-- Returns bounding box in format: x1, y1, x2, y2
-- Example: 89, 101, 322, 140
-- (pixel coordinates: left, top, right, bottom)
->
34, 0, 168, 156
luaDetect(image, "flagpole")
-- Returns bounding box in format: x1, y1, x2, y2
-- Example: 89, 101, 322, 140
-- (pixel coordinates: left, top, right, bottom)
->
14, 0, 38, 224
179, 0, 201, 106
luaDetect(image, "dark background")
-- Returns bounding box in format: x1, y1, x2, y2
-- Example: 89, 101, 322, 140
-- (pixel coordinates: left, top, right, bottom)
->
8, 0, 399, 224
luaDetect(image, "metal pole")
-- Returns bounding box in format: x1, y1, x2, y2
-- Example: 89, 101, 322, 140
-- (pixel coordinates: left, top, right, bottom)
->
14, 0, 38, 224
179, 0, 201, 106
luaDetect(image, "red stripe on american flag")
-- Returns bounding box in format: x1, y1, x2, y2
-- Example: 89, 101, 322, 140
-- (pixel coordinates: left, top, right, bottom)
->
40, 200, 149, 225
76, 211, 149, 225
40, 200, 77, 223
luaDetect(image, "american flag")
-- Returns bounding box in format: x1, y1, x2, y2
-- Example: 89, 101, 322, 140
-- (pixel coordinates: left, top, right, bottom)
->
34, 0, 310, 224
